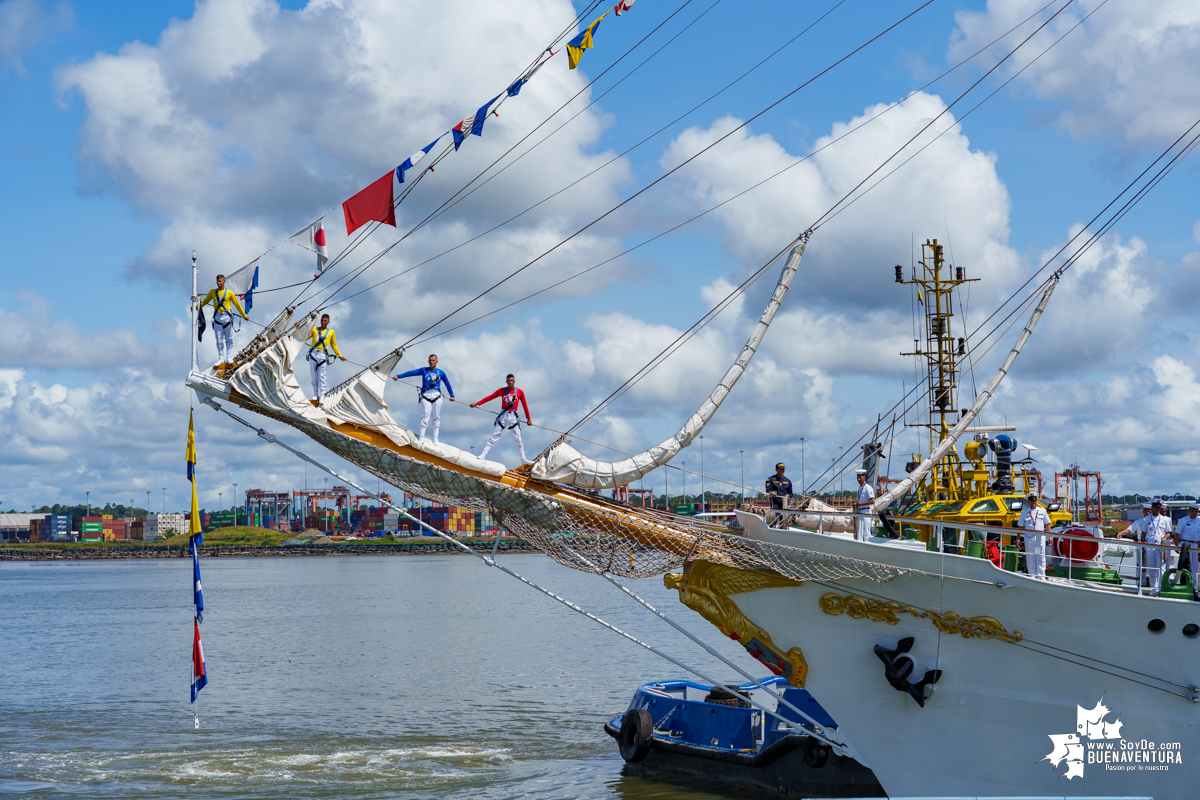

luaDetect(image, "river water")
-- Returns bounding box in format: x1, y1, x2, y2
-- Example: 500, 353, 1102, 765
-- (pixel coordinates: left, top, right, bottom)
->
0, 554, 767, 799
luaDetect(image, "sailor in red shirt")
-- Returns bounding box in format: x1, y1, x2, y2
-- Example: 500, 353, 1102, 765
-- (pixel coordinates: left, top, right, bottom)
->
470, 374, 532, 464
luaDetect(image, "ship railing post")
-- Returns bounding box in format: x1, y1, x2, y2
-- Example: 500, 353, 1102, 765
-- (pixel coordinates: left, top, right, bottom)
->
1070, 534, 1080, 585
817, 512, 824, 535
1137, 540, 1143, 596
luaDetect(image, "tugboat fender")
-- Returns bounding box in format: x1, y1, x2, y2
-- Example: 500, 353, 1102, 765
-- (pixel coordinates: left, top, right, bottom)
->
604, 721, 811, 767
618, 709, 653, 763
802, 736, 830, 769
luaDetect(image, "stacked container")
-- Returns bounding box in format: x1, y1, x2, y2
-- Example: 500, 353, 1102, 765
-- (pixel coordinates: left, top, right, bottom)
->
81, 517, 104, 539
44, 514, 72, 541
103, 519, 127, 540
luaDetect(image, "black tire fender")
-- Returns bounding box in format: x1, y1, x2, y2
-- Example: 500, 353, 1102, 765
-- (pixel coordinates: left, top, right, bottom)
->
802, 735, 830, 769
618, 708, 653, 763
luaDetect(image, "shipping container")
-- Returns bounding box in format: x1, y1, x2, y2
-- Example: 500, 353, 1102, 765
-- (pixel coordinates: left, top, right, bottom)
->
101, 515, 113, 520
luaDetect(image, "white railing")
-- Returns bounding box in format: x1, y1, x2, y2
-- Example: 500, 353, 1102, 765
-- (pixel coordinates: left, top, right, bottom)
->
769, 507, 1188, 596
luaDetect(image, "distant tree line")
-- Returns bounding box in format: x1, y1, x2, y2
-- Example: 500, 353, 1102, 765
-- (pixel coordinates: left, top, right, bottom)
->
3, 502, 150, 517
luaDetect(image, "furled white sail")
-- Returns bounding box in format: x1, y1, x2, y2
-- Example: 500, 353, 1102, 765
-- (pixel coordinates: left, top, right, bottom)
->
872, 279, 1058, 512
225, 328, 507, 477
530, 237, 809, 490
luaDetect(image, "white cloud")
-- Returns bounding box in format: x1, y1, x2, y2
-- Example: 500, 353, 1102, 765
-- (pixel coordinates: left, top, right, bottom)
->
0, 289, 167, 370
31, 0, 1200, 506
950, 0, 1200, 146
0, 0, 70, 79
657, 93, 1020, 379
58, 0, 634, 302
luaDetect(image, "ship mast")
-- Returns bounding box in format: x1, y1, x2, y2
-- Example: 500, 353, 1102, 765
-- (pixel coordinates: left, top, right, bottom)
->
896, 239, 978, 501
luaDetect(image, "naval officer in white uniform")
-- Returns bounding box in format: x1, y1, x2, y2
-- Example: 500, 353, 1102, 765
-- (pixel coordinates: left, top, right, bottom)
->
1120, 503, 1151, 541
1018, 492, 1052, 580
855, 469, 875, 539
1143, 499, 1173, 594
1173, 503, 1200, 592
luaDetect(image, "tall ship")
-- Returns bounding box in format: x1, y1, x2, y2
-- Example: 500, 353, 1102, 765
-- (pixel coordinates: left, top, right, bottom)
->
182, 5, 1199, 796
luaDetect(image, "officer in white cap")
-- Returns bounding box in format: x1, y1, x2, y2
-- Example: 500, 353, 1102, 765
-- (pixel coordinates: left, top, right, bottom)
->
1143, 498, 1172, 594
855, 469, 875, 539
1173, 502, 1200, 592
1017, 492, 1052, 580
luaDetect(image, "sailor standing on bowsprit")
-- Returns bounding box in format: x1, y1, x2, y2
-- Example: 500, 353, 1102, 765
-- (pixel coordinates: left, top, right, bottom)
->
200, 274, 248, 371
393, 354, 455, 445
306, 313, 345, 405
471, 374, 532, 464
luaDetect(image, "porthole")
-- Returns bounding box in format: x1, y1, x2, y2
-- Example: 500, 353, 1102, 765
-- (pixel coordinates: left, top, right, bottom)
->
1184, 624, 1199, 639
1148, 619, 1166, 634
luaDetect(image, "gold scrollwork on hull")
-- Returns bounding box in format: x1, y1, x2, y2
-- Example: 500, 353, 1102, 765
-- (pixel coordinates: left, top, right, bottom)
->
819, 592, 1023, 644
664, 560, 808, 686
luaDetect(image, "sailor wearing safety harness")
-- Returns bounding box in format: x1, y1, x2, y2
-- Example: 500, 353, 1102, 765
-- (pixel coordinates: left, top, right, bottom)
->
1172, 503, 1200, 597
306, 314, 345, 405
393, 354, 455, 445
1017, 492, 1052, 580
854, 469, 875, 539
470, 374, 532, 464
1143, 498, 1172, 594
200, 274, 248, 369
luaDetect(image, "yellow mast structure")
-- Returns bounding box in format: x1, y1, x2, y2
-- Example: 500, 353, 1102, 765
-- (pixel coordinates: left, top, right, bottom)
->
896, 239, 978, 503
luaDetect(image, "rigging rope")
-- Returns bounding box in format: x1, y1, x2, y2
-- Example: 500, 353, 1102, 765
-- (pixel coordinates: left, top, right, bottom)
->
324, 0, 849, 313
392, 1, 939, 351
247, 0, 614, 313
305, 0, 715, 314
809, 0, 1078, 233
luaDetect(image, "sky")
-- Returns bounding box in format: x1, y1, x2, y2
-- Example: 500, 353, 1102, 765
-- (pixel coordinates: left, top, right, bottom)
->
2, 0, 1200, 513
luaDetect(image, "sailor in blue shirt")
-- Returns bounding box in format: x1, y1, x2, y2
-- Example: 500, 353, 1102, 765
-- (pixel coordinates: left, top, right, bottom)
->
765, 463, 793, 510
392, 354, 456, 445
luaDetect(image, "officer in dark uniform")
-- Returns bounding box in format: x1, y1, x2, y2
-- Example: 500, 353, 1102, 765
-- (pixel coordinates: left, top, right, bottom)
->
765, 463, 793, 510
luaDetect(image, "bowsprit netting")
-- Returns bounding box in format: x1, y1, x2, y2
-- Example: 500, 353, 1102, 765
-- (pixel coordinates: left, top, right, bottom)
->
234, 397, 924, 584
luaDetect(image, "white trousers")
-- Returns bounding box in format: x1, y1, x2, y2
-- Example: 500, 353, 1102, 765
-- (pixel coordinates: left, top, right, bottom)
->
214, 314, 234, 364
1024, 532, 1046, 579
1143, 546, 1163, 591
419, 396, 442, 444
1188, 548, 1199, 588
480, 411, 527, 462
309, 356, 328, 401
856, 512, 875, 539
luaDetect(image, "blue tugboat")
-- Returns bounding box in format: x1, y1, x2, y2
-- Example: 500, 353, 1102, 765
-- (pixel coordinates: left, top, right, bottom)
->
605, 677, 884, 798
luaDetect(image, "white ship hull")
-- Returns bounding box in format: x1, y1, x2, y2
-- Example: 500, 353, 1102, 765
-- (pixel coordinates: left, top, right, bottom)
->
696, 515, 1199, 798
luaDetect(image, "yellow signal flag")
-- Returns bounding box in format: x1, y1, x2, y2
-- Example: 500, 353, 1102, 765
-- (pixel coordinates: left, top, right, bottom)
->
188, 410, 202, 538
567, 12, 609, 69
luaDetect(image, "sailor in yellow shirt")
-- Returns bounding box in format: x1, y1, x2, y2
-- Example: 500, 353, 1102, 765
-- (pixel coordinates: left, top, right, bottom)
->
200, 274, 248, 367
306, 313, 345, 405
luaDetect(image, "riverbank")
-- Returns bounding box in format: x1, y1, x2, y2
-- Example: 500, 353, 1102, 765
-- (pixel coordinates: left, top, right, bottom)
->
0, 537, 538, 561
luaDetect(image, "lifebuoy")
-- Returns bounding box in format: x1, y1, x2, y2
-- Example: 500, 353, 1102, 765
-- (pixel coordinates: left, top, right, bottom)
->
618, 708, 653, 763
1054, 527, 1099, 562
802, 736, 831, 769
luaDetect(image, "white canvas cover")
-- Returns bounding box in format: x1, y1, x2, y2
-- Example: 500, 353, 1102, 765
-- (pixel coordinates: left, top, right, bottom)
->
228, 333, 506, 477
